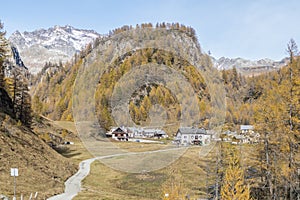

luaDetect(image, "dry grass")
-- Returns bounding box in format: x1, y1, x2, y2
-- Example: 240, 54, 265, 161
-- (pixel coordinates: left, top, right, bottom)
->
41, 120, 262, 200
53, 121, 77, 134
76, 160, 165, 200
0, 114, 77, 199
109, 140, 172, 152
15, 119, 262, 200
74, 145, 220, 200
72, 141, 265, 200
52, 121, 93, 164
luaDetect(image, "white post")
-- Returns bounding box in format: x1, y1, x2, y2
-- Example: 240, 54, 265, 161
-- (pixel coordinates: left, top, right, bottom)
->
13, 175, 16, 200
11, 168, 18, 200
34, 192, 38, 199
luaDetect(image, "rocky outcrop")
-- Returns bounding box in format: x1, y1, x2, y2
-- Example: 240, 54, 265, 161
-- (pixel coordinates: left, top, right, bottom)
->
0, 88, 14, 118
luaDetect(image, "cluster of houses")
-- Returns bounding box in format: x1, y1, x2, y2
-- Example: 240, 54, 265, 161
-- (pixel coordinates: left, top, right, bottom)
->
106, 126, 213, 146
221, 125, 260, 144
106, 124, 260, 146
106, 126, 168, 141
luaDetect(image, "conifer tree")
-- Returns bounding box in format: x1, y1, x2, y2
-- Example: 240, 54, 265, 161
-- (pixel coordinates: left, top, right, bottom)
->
8, 69, 32, 127
18, 79, 32, 127
286, 38, 298, 64
221, 147, 251, 200
253, 51, 300, 199
254, 87, 283, 199
282, 43, 300, 199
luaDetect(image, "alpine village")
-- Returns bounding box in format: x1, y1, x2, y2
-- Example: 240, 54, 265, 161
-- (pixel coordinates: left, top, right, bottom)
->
0, 20, 300, 200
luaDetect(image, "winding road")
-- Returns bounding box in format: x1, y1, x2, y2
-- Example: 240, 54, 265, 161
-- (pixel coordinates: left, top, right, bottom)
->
47, 147, 186, 200
47, 157, 96, 200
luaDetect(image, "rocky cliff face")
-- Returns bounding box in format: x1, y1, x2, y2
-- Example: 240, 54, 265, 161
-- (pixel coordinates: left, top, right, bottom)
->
3, 44, 28, 77
10, 45, 26, 68
9, 25, 101, 74
0, 88, 14, 117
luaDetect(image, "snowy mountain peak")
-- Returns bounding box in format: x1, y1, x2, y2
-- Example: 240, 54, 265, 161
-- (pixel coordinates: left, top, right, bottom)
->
212, 56, 288, 71
9, 25, 101, 74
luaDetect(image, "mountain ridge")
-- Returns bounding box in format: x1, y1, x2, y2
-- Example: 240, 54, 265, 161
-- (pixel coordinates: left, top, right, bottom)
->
211, 56, 288, 70
8, 25, 289, 75
9, 25, 101, 74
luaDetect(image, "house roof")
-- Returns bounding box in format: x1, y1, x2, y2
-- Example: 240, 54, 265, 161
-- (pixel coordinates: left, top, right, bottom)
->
240, 125, 254, 130
144, 129, 158, 133
143, 129, 167, 135
156, 130, 167, 135
126, 127, 143, 133
110, 126, 166, 135
177, 127, 207, 135
111, 127, 127, 134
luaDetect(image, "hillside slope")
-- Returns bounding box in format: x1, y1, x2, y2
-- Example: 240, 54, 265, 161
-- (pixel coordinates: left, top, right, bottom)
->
0, 113, 77, 199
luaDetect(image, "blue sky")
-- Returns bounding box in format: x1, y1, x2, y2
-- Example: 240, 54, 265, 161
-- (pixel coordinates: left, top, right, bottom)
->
2, 0, 300, 60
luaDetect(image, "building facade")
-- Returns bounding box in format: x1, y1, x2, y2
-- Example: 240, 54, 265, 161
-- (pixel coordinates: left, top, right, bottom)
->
107, 126, 168, 141
175, 127, 211, 146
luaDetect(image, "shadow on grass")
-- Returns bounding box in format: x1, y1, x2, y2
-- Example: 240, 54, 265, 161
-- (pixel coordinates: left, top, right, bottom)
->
53, 145, 82, 158
114, 172, 166, 199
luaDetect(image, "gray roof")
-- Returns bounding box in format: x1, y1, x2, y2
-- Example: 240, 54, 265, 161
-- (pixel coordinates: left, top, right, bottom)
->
111, 127, 127, 133
110, 127, 166, 135
240, 125, 254, 130
178, 127, 207, 135
144, 129, 158, 133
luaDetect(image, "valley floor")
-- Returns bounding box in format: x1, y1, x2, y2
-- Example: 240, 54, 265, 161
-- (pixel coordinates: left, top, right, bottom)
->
50, 122, 259, 200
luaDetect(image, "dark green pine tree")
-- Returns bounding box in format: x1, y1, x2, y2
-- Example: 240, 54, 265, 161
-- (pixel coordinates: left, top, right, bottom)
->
12, 70, 32, 127
18, 80, 32, 127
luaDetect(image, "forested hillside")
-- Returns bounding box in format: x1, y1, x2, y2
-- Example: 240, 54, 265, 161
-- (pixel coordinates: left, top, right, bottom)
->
94, 48, 212, 132
31, 23, 220, 134
218, 41, 300, 199
30, 24, 300, 136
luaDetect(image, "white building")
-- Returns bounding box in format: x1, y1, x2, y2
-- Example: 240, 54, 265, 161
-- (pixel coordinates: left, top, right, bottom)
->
240, 125, 254, 134
175, 127, 212, 146
110, 127, 129, 141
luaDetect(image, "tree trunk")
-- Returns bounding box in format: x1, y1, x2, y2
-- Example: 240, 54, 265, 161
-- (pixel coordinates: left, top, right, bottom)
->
264, 132, 273, 199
